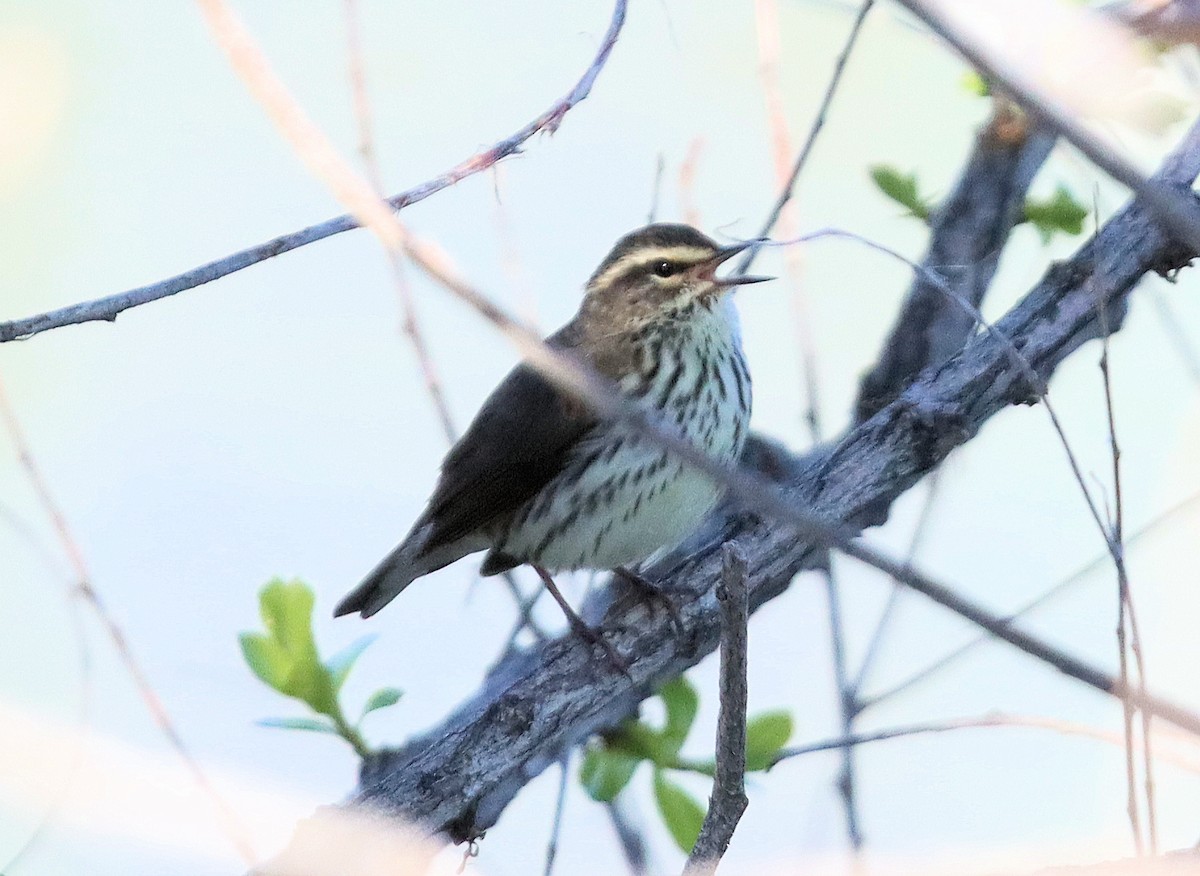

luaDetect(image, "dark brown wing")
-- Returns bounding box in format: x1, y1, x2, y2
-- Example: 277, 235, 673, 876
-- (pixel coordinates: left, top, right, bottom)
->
417, 323, 597, 553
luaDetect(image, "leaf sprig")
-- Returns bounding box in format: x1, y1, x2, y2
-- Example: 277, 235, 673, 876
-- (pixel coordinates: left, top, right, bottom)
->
239, 578, 401, 758
579, 676, 792, 853
870, 164, 1090, 245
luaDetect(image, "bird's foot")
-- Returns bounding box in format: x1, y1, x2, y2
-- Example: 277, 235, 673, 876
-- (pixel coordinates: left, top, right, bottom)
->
614, 567, 685, 638
533, 565, 630, 676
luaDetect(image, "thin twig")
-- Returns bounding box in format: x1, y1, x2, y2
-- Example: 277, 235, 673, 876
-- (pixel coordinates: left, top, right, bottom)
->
893, 0, 1200, 254
0, 376, 259, 865
342, 0, 457, 446
191, 0, 1200, 749
605, 799, 651, 876
1149, 287, 1200, 384
677, 138, 705, 229
753, 0, 823, 445
684, 544, 750, 876
491, 165, 539, 324
851, 472, 942, 695
0, 587, 93, 873
341, 0, 542, 643
748, 3, 871, 845
648, 153, 666, 224
543, 754, 571, 876
770, 712, 1200, 773
735, 0, 875, 275
1098, 293, 1157, 854
0, 0, 628, 343
344, 114, 1200, 833
861, 489, 1200, 708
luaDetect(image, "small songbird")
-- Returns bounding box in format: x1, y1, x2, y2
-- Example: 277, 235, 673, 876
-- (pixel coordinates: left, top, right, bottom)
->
334, 224, 770, 621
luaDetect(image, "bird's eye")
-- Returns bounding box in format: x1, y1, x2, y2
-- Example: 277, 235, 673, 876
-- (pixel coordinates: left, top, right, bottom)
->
653, 261, 675, 278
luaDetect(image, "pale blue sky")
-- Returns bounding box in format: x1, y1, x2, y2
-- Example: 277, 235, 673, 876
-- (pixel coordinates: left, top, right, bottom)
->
3, 2, 1200, 874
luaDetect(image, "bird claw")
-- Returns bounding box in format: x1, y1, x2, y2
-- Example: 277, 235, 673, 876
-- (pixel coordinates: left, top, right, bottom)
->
565, 614, 630, 676
614, 567, 685, 639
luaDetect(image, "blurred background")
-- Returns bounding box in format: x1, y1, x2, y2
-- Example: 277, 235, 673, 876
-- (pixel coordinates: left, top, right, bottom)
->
4, 0, 1200, 874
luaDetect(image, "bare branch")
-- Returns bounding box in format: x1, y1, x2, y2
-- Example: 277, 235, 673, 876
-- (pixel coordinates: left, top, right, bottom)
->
893, 0, 1200, 253
344, 116, 1200, 841
770, 712, 1200, 774
542, 755, 570, 876
0, 0, 627, 343
684, 545, 750, 876
735, 0, 875, 275
855, 100, 1056, 421
0, 376, 259, 865
605, 799, 650, 876
862, 490, 1200, 708
159, 0, 1200, 847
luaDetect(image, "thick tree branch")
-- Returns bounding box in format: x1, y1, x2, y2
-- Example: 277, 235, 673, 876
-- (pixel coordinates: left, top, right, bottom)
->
684, 545, 750, 875
855, 101, 1056, 421
893, 0, 1200, 253
0, 0, 626, 343
342, 120, 1200, 843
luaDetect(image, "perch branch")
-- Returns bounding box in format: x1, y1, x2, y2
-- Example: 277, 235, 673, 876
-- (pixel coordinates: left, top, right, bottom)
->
855, 100, 1056, 421
684, 545, 750, 875
344, 119, 1200, 841
159, 0, 1200, 850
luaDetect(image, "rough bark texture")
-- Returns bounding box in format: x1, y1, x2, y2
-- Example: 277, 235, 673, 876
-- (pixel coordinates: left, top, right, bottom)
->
339, 122, 1200, 844
855, 103, 1056, 422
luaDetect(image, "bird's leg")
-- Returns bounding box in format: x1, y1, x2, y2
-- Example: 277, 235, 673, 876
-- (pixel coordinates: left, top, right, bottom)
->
613, 566, 685, 638
533, 565, 629, 675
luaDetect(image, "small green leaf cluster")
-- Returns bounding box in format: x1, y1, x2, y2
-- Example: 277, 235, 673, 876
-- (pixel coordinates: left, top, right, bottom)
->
870, 165, 1089, 245
239, 578, 401, 758
869, 166, 933, 222
579, 676, 792, 854
1022, 185, 1089, 243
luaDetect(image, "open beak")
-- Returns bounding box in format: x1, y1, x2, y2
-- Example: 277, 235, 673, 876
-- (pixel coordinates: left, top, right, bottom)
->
705, 240, 774, 287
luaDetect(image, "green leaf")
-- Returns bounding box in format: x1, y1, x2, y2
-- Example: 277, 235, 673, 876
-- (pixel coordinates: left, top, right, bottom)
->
961, 69, 990, 97
579, 746, 641, 802
744, 710, 794, 771
327, 634, 377, 692
607, 721, 666, 762
250, 579, 337, 716
258, 716, 338, 734
653, 770, 707, 853
360, 686, 403, 719
658, 677, 699, 760
1023, 185, 1088, 244
870, 165, 933, 222
239, 632, 289, 691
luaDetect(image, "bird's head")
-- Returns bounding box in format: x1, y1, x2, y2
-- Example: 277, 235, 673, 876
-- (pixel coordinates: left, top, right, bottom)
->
579, 224, 772, 333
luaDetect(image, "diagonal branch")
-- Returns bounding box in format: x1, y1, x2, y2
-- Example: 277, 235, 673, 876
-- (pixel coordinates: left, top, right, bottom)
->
342, 119, 1200, 843
0, 0, 627, 343
855, 99, 1056, 421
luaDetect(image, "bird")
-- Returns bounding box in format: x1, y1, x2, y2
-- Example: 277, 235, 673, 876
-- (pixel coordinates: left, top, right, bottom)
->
334, 223, 770, 626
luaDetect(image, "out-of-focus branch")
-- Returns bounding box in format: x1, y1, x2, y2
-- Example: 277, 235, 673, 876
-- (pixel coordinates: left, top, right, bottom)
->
893, 0, 1200, 253
735, 0, 875, 275
177, 0, 1200, 849
0, 377, 259, 865
855, 100, 1056, 421
0, 0, 627, 343
684, 545, 750, 876
347, 119, 1200, 841
770, 712, 1200, 773
342, 0, 457, 446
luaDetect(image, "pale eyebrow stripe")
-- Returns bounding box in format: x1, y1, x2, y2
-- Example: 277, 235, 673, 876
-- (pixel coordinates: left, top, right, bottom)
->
589, 245, 713, 290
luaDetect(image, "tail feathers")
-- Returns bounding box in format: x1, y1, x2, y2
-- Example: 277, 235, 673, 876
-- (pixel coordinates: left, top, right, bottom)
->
333, 547, 421, 619
333, 526, 488, 619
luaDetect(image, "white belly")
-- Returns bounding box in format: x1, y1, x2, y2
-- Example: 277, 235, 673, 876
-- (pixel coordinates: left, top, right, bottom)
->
496, 302, 750, 571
